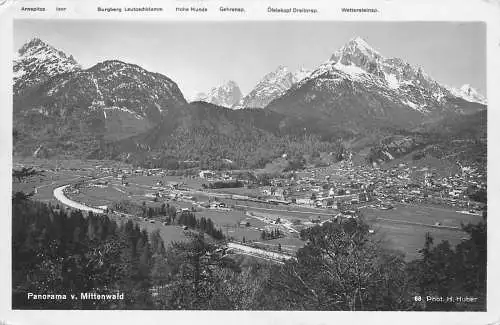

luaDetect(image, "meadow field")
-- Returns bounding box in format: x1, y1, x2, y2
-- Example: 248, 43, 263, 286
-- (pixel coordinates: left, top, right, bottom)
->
362, 204, 481, 259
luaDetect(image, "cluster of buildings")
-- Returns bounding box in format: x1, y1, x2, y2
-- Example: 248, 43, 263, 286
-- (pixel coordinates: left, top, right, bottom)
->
369, 164, 486, 210
256, 174, 374, 210
245, 160, 486, 212
92, 159, 486, 213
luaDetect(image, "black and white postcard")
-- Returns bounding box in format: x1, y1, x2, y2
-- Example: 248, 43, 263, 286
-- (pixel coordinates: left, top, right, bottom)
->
1, 0, 499, 324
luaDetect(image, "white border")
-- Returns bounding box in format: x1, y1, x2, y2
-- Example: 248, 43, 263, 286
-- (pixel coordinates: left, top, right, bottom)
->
1, 0, 499, 324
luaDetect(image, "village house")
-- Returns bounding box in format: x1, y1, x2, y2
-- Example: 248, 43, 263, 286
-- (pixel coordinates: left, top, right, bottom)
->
296, 198, 314, 206
199, 170, 215, 179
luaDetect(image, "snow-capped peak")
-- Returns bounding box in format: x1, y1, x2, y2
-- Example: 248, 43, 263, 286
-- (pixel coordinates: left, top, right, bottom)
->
296, 36, 489, 115
14, 37, 81, 94
449, 84, 487, 105
328, 36, 387, 80
347, 36, 380, 57
236, 65, 312, 109
292, 67, 312, 83
331, 36, 382, 64
327, 37, 478, 109
262, 65, 289, 82
221, 80, 239, 91
460, 84, 483, 98
16, 37, 79, 67
195, 80, 243, 108
352, 36, 374, 50
275, 65, 289, 73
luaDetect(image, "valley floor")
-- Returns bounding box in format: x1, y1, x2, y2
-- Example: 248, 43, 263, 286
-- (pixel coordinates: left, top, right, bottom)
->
13, 157, 483, 262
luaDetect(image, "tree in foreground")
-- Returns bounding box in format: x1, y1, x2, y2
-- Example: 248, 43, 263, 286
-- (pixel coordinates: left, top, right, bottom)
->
407, 210, 487, 311
155, 232, 240, 309
262, 219, 414, 310
12, 183, 486, 311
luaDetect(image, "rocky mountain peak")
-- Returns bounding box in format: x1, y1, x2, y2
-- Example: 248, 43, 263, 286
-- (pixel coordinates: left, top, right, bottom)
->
196, 80, 243, 108
329, 36, 385, 78
267, 36, 486, 128
14, 38, 81, 95
17, 37, 78, 65
18, 37, 45, 55
331, 37, 381, 64
263, 65, 289, 81
13, 37, 187, 137
344, 36, 380, 56
449, 84, 487, 105
460, 84, 479, 96
292, 67, 312, 83
236, 65, 312, 109
222, 80, 240, 91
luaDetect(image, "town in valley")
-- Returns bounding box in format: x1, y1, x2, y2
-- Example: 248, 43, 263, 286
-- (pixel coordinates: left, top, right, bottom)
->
11, 21, 487, 310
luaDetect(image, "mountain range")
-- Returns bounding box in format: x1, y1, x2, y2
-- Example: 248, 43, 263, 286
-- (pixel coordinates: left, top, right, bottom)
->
267, 37, 485, 131
12, 36, 487, 170
195, 66, 312, 109
193, 37, 485, 114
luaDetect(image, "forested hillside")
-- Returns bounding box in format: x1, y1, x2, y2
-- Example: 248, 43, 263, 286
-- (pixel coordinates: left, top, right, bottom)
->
12, 194, 486, 310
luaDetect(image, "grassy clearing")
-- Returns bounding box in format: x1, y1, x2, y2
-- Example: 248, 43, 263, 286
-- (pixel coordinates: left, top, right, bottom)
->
226, 228, 262, 242
242, 206, 335, 221
371, 220, 468, 260
361, 203, 481, 260
191, 209, 269, 242
196, 209, 247, 226
361, 204, 483, 228
13, 171, 86, 202
70, 185, 128, 207
143, 223, 188, 246
259, 237, 304, 252
211, 187, 262, 197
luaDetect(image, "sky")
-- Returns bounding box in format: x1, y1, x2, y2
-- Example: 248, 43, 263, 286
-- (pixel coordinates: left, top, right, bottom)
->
14, 20, 486, 99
